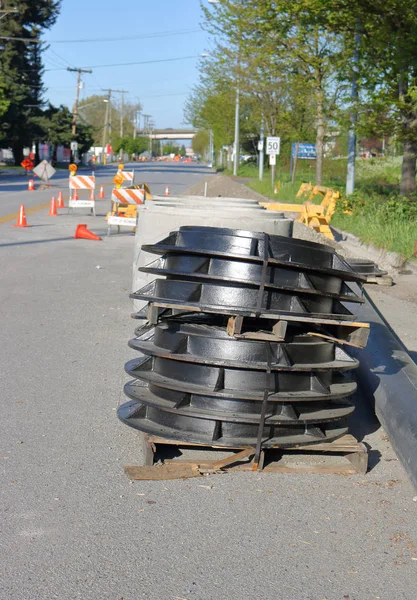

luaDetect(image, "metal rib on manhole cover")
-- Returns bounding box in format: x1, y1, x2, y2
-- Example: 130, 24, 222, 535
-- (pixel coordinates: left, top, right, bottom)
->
117, 400, 349, 448
141, 226, 365, 282
131, 279, 358, 321
139, 254, 363, 303
123, 380, 355, 425
124, 354, 357, 402
128, 322, 358, 371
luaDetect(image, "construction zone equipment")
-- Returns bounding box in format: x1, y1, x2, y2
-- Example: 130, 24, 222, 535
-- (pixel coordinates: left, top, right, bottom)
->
57, 191, 65, 208
106, 184, 151, 236
69, 174, 96, 216
164, 186, 170, 196
28, 179, 35, 191
47, 197, 58, 217
99, 185, 105, 199
13, 204, 29, 228
117, 170, 135, 186
74, 224, 101, 241
260, 184, 351, 241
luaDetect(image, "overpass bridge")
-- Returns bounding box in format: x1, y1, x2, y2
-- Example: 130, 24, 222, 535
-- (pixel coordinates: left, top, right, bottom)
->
138, 128, 197, 141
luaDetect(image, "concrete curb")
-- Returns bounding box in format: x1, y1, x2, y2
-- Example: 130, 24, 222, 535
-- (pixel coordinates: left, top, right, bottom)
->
352, 291, 417, 491
331, 227, 417, 275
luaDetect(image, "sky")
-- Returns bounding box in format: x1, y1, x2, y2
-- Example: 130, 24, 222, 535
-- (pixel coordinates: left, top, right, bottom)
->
41, 0, 213, 129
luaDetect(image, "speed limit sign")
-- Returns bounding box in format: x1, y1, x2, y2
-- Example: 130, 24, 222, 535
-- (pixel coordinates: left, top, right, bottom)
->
266, 136, 281, 155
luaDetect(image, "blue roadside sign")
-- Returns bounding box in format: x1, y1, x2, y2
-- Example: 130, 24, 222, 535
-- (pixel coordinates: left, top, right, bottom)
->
292, 143, 317, 159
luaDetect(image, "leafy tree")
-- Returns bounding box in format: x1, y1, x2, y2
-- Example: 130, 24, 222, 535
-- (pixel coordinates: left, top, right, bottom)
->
201, 0, 346, 185
78, 95, 142, 146
33, 104, 93, 162
0, 0, 61, 164
192, 130, 210, 155
113, 135, 148, 156
305, 0, 417, 196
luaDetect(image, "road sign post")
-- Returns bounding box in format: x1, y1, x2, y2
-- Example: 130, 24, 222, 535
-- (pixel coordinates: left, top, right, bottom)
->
266, 136, 281, 156
266, 137, 280, 192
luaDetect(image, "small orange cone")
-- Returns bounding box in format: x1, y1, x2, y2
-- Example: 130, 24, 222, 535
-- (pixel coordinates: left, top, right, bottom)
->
99, 185, 105, 199
48, 197, 58, 216
14, 204, 29, 227
89, 189, 94, 201
28, 179, 35, 191
164, 186, 170, 196
57, 190, 65, 208
72, 189, 79, 201
74, 224, 102, 241
273, 186, 278, 194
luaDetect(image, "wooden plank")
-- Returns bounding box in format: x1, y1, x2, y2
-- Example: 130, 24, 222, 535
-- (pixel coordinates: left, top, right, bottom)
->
124, 463, 202, 480
147, 301, 369, 329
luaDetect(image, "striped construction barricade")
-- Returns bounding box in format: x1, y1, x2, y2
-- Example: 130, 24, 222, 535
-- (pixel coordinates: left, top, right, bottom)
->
117, 170, 135, 187
106, 187, 144, 236
69, 174, 96, 216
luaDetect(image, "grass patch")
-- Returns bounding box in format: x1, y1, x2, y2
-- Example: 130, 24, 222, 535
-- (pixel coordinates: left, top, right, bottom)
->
224, 156, 417, 260
332, 212, 417, 260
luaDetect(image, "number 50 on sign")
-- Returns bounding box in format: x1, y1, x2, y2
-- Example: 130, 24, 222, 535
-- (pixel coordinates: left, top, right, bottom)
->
266, 136, 281, 155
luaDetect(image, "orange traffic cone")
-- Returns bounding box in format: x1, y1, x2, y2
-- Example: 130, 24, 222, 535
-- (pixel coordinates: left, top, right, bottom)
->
89, 189, 94, 201
28, 179, 35, 191
57, 190, 65, 208
99, 185, 105, 199
48, 197, 58, 216
72, 188, 79, 201
74, 224, 101, 241
273, 186, 278, 194
13, 204, 29, 227
164, 186, 170, 196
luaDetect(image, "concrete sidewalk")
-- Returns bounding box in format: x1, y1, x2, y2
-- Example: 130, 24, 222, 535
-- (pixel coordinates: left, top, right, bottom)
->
1, 182, 417, 600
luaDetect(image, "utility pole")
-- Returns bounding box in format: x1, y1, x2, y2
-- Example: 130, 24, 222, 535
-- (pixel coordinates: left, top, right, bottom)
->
101, 90, 111, 165
143, 114, 151, 158
259, 119, 264, 182
119, 90, 128, 138
233, 87, 240, 176
101, 88, 127, 160
67, 67, 92, 136
133, 110, 141, 139
346, 31, 360, 196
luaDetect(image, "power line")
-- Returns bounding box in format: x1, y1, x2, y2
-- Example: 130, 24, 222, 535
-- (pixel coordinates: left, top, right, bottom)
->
44, 55, 199, 72
45, 28, 202, 44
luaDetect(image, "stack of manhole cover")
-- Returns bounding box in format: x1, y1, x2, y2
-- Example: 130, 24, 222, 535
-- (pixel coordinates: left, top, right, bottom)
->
118, 226, 369, 456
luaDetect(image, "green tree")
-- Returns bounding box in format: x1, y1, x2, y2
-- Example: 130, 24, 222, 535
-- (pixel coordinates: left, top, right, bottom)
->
201, 0, 346, 184
0, 0, 61, 164
33, 104, 93, 162
285, 0, 417, 195
78, 95, 142, 147
113, 135, 148, 156
192, 130, 210, 155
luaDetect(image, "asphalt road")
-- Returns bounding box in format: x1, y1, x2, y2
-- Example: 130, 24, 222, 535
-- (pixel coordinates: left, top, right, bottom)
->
1, 163, 417, 600
0, 161, 213, 219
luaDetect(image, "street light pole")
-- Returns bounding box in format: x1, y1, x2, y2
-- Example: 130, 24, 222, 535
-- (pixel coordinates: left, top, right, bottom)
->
259, 118, 264, 181
101, 92, 111, 165
346, 31, 360, 196
233, 87, 240, 176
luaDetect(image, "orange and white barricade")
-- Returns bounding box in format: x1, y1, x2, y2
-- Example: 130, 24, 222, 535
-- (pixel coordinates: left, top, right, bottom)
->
117, 170, 135, 187
111, 188, 144, 205
69, 174, 96, 216
106, 188, 144, 235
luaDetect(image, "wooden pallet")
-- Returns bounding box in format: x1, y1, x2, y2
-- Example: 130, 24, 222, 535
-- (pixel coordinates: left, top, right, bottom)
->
145, 305, 370, 349
124, 433, 368, 481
